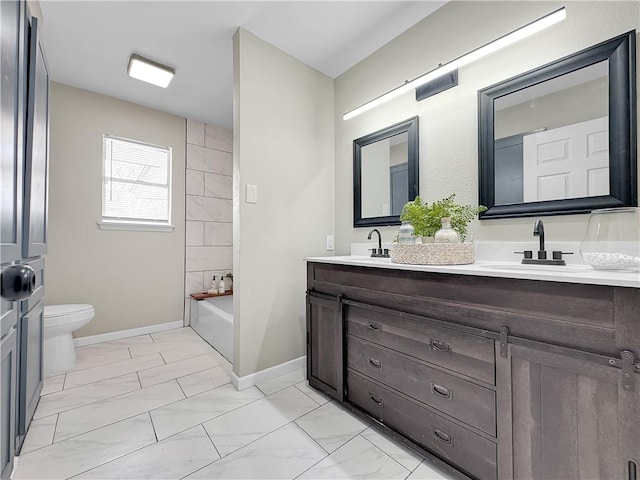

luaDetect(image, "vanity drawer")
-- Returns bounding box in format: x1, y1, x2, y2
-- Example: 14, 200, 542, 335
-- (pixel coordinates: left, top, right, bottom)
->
347, 370, 497, 480
345, 304, 495, 385
347, 335, 496, 436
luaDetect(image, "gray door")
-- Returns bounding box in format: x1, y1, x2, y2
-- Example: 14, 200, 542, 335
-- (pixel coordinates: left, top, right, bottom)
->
14, 12, 46, 451
0, 1, 25, 477
0, 3, 47, 472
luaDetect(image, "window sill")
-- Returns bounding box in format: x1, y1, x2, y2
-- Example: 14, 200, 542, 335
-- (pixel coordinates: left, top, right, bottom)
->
97, 221, 175, 232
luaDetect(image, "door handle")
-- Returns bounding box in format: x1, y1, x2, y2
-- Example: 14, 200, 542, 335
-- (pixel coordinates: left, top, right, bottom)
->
1, 264, 36, 301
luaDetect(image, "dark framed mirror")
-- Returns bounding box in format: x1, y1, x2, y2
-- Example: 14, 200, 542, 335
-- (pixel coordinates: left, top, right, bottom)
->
354, 116, 419, 227
478, 30, 636, 219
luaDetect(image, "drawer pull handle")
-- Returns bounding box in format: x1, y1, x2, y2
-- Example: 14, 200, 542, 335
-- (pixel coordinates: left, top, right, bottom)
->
368, 322, 380, 331
369, 394, 383, 407
431, 383, 452, 399
433, 428, 453, 445
430, 339, 451, 353
369, 357, 382, 369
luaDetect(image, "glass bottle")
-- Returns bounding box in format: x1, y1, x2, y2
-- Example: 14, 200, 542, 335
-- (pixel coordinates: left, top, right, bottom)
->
397, 221, 415, 244
580, 207, 639, 271
434, 217, 460, 243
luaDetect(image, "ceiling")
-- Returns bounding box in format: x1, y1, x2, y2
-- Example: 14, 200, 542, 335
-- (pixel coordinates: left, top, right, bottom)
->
38, 1, 446, 130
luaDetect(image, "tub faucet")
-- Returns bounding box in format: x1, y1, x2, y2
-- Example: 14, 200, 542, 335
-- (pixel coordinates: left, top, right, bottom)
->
367, 229, 389, 258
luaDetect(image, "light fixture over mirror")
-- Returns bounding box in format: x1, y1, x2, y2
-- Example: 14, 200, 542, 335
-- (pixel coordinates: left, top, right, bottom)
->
128, 54, 175, 88
343, 7, 566, 120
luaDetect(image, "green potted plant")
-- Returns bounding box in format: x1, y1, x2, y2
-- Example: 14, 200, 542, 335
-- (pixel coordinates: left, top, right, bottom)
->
400, 194, 487, 241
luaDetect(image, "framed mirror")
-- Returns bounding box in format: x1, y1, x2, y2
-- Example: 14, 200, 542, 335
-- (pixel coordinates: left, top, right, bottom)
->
354, 116, 419, 227
478, 31, 636, 219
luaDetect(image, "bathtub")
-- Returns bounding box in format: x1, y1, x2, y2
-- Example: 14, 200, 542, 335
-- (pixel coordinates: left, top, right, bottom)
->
191, 296, 233, 362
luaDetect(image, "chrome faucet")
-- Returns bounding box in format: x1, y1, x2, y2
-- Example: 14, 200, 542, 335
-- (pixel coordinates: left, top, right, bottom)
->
367, 229, 389, 258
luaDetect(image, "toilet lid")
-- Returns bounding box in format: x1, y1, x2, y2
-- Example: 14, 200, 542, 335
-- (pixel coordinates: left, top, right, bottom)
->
45, 304, 94, 318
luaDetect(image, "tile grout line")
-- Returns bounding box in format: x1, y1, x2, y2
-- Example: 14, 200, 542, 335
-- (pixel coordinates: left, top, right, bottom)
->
148, 411, 159, 442
45, 379, 185, 445
294, 384, 328, 407
206, 395, 325, 459
201, 423, 223, 459
358, 430, 413, 476
61, 353, 165, 390
149, 386, 268, 442
291, 420, 333, 480
34, 374, 142, 421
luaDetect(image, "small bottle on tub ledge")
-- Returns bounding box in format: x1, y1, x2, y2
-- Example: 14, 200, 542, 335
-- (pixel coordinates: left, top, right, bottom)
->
207, 276, 218, 294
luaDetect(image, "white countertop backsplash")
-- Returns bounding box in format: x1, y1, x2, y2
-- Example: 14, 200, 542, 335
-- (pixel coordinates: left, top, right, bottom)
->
308, 242, 639, 288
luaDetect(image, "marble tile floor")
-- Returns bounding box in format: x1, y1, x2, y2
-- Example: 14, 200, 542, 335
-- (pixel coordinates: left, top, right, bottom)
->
13, 327, 455, 480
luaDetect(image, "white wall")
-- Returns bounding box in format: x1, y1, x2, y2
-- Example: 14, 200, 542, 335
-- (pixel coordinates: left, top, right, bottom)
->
334, 1, 639, 254
184, 120, 233, 324
46, 82, 185, 337
233, 28, 335, 377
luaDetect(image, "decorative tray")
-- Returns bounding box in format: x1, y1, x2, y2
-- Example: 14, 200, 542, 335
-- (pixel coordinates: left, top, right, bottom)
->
390, 243, 474, 265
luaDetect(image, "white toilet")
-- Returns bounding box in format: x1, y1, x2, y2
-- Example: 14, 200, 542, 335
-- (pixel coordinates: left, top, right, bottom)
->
43, 304, 95, 376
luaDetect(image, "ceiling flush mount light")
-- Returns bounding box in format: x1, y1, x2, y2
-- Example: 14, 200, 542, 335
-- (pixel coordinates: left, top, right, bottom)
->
343, 7, 567, 120
127, 54, 175, 88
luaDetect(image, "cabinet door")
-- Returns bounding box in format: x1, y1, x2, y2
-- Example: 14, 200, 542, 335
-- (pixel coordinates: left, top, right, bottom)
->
502, 343, 639, 480
0, 329, 17, 480
0, 0, 25, 264
306, 293, 343, 401
23, 15, 48, 258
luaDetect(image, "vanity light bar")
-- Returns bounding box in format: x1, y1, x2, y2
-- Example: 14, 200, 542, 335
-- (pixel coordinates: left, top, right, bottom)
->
127, 54, 175, 88
343, 7, 566, 120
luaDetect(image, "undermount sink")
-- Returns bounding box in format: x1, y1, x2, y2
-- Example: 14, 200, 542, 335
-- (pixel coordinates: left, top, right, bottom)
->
478, 263, 588, 274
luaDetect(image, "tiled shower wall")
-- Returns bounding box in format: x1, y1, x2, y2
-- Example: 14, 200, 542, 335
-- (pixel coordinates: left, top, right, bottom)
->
184, 120, 233, 324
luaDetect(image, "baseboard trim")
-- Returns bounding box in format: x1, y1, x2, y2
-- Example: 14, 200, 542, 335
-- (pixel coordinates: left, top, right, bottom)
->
231, 356, 306, 391
74, 321, 184, 347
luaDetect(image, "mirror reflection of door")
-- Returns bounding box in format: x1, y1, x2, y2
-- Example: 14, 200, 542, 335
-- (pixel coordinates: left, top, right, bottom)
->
361, 132, 408, 218
493, 61, 609, 205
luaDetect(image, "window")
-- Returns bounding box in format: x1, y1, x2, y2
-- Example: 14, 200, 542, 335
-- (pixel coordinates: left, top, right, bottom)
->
100, 135, 172, 231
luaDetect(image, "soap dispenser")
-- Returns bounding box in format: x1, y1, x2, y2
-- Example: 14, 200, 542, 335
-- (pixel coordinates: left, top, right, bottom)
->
207, 276, 218, 295
218, 276, 225, 294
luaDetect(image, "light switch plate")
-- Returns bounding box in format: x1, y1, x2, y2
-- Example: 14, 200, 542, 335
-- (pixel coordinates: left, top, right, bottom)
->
246, 184, 257, 204
326, 235, 335, 251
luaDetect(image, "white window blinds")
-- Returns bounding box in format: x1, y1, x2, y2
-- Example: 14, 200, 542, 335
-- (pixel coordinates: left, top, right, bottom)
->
102, 135, 171, 224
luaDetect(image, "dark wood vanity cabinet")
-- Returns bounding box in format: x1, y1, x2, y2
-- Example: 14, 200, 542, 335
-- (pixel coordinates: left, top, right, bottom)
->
306, 262, 640, 480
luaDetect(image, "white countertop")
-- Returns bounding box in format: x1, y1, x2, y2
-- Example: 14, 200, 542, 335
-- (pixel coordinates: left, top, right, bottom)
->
305, 255, 640, 288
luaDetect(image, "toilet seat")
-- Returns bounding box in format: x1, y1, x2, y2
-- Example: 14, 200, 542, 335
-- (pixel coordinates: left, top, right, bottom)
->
44, 304, 94, 327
